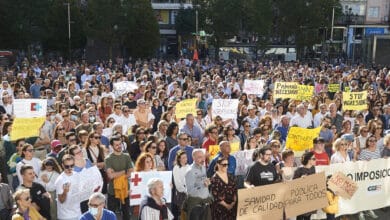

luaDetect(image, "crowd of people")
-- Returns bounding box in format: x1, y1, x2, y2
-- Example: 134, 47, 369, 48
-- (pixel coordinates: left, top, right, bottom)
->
0, 56, 389, 220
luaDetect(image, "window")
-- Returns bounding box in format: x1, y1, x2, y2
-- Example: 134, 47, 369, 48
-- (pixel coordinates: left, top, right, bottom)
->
368, 7, 380, 18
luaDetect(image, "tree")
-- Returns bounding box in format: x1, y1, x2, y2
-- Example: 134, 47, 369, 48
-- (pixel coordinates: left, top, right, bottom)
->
43, 0, 87, 59
124, 0, 160, 58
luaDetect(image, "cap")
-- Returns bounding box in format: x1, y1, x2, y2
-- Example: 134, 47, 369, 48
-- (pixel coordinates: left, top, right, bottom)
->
313, 137, 325, 144
341, 134, 354, 142
51, 140, 62, 149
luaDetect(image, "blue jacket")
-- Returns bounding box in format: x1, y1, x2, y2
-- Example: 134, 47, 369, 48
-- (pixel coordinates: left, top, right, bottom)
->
207, 152, 236, 177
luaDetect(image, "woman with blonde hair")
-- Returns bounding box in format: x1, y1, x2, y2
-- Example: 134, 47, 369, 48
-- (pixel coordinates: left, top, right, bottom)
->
12, 189, 45, 220
331, 138, 353, 164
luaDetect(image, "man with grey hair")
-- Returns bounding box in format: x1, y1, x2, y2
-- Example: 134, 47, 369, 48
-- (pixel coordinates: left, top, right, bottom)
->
313, 103, 328, 128
139, 178, 173, 220
184, 149, 212, 220
207, 141, 236, 177
275, 115, 290, 143
167, 132, 194, 170
290, 103, 313, 128
79, 192, 116, 220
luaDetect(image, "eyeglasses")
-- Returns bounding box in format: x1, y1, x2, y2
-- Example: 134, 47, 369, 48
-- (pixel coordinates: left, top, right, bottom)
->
311, 157, 316, 161
64, 164, 74, 169
88, 203, 102, 208
180, 138, 188, 141
272, 145, 280, 148
220, 163, 229, 167
24, 149, 34, 153
22, 196, 31, 201
369, 139, 377, 142
93, 136, 101, 139
58, 128, 65, 131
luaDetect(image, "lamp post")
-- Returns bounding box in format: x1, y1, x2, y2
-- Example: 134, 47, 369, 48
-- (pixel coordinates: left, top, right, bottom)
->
64, 2, 71, 62
345, 7, 357, 64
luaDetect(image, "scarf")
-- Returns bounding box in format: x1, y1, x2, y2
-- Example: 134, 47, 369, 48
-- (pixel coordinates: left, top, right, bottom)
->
140, 196, 168, 220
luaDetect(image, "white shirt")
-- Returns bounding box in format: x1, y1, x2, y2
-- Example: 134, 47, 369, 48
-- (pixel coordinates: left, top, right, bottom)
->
330, 151, 351, 164
290, 113, 312, 128
173, 164, 189, 193
38, 170, 60, 192
55, 172, 82, 219
121, 114, 137, 135
313, 111, 327, 128
140, 205, 174, 220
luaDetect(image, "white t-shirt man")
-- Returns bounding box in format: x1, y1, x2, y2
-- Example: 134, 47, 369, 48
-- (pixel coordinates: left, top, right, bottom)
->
55, 172, 82, 220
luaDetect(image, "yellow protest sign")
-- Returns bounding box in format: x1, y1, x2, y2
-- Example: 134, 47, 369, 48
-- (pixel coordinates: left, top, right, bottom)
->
10, 117, 46, 141
285, 126, 321, 151
344, 86, 351, 92
230, 142, 240, 153
328, 84, 340, 92
175, 98, 197, 119
297, 85, 314, 101
208, 145, 220, 160
342, 91, 368, 111
273, 82, 299, 101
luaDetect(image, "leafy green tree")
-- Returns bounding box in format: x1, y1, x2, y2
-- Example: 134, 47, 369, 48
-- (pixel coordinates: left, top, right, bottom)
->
124, 0, 160, 58
43, 0, 86, 59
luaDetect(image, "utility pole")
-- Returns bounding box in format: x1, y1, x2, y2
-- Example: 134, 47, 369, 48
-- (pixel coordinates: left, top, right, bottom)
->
64, 2, 71, 62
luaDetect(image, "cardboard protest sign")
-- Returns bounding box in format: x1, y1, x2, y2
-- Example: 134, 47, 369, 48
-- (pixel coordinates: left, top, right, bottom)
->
273, 82, 299, 101
232, 149, 255, 176
113, 81, 138, 98
285, 127, 321, 151
129, 171, 172, 206
175, 98, 197, 119
11, 99, 47, 141
328, 172, 358, 200
284, 172, 328, 218
342, 91, 367, 111
297, 85, 314, 101
237, 172, 327, 220
212, 99, 239, 119
328, 84, 340, 93
237, 182, 286, 220
316, 159, 390, 216
208, 145, 220, 160
243, 80, 265, 95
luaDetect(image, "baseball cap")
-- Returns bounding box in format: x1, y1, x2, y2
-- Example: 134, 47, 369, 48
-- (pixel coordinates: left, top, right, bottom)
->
313, 137, 325, 144
51, 140, 62, 149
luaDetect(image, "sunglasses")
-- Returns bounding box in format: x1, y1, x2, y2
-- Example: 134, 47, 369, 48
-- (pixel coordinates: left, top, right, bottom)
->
64, 164, 74, 169
93, 136, 101, 139
23, 196, 31, 201
220, 163, 229, 167
311, 157, 316, 161
24, 149, 34, 153
150, 146, 157, 149
58, 128, 65, 131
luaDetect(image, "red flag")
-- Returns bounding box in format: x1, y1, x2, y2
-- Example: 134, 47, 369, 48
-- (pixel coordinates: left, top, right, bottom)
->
193, 49, 199, 61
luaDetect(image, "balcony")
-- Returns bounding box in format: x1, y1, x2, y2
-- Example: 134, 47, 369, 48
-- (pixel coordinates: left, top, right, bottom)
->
335, 15, 366, 25
152, 2, 192, 10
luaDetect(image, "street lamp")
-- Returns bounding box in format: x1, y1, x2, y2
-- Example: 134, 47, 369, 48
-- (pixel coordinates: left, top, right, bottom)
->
345, 7, 357, 64
64, 2, 71, 62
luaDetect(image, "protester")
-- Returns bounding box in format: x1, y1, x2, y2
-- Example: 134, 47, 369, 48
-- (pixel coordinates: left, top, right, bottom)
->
207, 141, 236, 177
172, 150, 189, 219
312, 137, 330, 165
184, 149, 212, 220
210, 157, 237, 220
0, 173, 13, 220
104, 136, 133, 220
55, 155, 82, 220
322, 175, 339, 220
244, 147, 279, 187
16, 144, 42, 187
12, 188, 45, 220
276, 150, 297, 181
139, 178, 174, 220
167, 133, 194, 170
79, 192, 117, 220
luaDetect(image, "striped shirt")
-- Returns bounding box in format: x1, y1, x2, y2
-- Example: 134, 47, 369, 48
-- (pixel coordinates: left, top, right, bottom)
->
358, 148, 381, 161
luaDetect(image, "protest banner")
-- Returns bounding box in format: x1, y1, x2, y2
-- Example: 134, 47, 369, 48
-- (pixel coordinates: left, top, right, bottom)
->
175, 98, 197, 119
113, 81, 138, 98
77, 166, 103, 201
328, 172, 358, 200
212, 99, 239, 119
297, 85, 314, 101
209, 145, 220, 160
328, 84, 340, 93
243, 80, 265, 95
129, 171, 172, 206
342, 91, 367, 111
232, 149, 255, 176
285, 127, 321, 151
11, 99, 47, 141
284, 172, 328, 218
273, 82, 299, 101
237, 172, 327, 220
316, 158, 390, 216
